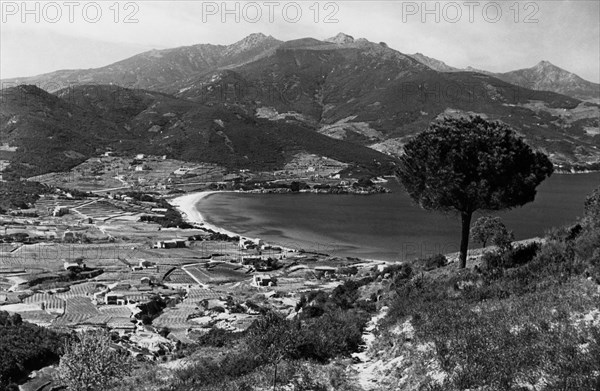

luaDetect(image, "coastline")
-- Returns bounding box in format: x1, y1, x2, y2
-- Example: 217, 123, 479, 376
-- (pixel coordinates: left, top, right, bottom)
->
168, 191, 240, 238
168, 190, 387, 260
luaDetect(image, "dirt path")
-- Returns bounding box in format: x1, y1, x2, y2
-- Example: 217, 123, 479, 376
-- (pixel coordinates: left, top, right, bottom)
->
350, 305, 389, 391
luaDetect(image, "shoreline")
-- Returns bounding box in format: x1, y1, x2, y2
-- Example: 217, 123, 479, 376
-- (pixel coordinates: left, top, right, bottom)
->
168, 191, 298, 254
168, 190, 387, 261
168, 191, 240, 238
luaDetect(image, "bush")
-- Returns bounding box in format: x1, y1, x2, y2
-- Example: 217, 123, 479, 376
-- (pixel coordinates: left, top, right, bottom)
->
297, 309, 368, 362
418, 254, 448, 271
507, 242, 540, 267
197, 328, 239, 348
56, 331, 133, 391
583, 185, 600, 228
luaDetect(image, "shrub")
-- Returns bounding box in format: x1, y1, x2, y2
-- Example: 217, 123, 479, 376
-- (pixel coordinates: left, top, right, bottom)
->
197, 328, 238, 348
507, 241, 540, 267
418, 254, 448, 271
297, 309, 368, 362
583, 185, 600, 228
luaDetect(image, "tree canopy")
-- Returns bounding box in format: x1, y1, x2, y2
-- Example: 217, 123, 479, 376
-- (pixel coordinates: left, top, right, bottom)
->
55, 331, 132, 391
398, 116, 553, 268
0, 311, 65, 389
471, 216, 512, 249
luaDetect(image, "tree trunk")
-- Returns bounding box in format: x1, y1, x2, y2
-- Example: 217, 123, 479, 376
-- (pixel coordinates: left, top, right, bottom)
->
459, 211, 472, 268
273, 362, 277, 391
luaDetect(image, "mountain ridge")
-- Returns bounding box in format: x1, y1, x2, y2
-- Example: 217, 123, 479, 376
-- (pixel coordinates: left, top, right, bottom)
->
1, 33, 599, 178
404, 54, 599, 102
3, 32, 598, 102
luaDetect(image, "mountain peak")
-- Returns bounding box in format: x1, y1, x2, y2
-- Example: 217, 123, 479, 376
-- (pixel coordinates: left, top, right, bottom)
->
326, 33, 355, 44
235, 32, 269, 44
247, 32, 267, 39
225, 33, 279, 55
409, 52, 459, 72
536, 60, 556, 68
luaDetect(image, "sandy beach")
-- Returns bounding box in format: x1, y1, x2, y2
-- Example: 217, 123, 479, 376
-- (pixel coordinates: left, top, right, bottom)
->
169, 191, 300, 254
169, 191, 241, 238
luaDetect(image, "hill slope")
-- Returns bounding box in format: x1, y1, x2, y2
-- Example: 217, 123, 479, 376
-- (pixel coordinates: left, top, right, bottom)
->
2, 33, 282, 94
406, 54, 600, 102
0, 85, 396, 178
496, 60, 600, 102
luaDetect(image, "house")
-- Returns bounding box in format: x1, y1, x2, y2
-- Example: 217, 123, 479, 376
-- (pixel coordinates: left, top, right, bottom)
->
134, 165, 144, 172
136, 154, 145, 159
105, 293, 127, 305
63, 259, 85, 271
53, 206, 69, 217
140, 277, 151, 285
153, 239, 187, 249
107, 317, 136, 333
62, 231, 76, 242
173, 167, 189, 176
223, 173, 241, 182
139, 259, 154, 268
252, 274, 274, 287
314, 266, 337, 277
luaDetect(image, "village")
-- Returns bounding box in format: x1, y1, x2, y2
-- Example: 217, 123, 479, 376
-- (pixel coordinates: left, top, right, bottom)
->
0, 152, 390, 364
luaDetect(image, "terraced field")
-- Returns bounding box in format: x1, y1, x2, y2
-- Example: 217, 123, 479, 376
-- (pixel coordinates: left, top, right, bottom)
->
99, 305, 133, 317
163, 268, 197, 285
152, 307, 200, 329
23, 293, 65, 313
56, 282, 101, 299
54, 296, 100, 325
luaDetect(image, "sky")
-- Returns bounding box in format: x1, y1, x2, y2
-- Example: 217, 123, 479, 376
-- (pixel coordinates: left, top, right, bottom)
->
1, 0, 599, 82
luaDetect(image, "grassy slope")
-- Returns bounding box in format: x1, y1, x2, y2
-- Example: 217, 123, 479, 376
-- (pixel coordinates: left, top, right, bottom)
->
369, 205, 600, 390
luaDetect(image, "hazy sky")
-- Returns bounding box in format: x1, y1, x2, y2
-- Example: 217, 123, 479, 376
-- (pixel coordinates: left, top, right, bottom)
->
1, 0, 599, 82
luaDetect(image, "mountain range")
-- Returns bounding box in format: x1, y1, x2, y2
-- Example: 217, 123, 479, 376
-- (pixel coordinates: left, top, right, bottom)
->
406, 53, 600, 102
1, 32, 599, 179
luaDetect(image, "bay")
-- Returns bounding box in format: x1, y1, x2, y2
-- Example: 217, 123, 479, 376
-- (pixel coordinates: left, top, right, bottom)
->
197, 173, 600, 261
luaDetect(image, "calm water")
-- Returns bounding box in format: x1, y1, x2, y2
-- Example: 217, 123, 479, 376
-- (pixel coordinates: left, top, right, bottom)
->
197, 173, 600, 261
